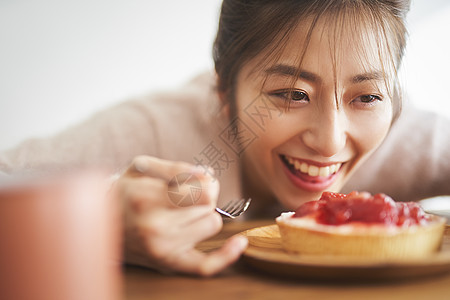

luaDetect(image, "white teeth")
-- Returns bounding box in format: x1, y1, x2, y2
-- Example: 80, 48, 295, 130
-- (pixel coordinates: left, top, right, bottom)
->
308, 165, 320, 176
285, 155, 342, 177
319, 166, 330, 177
329, 164, 336, 174
300, 163, 308, 173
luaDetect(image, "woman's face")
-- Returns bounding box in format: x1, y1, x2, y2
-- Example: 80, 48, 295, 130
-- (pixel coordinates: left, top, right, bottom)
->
235, 20, 394, 210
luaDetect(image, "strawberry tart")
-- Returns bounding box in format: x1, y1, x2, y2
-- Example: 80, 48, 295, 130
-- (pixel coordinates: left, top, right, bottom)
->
276, 191, 446, 259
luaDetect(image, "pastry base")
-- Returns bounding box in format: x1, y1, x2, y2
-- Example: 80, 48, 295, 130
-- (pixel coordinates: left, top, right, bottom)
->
276, 213, 446, 259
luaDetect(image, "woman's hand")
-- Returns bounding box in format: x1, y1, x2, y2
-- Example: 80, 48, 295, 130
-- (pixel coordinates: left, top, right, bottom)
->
115, 155, 248, 276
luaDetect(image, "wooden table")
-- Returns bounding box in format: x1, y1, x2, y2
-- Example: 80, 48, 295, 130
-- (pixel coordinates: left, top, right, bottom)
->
124, 220, 450, 300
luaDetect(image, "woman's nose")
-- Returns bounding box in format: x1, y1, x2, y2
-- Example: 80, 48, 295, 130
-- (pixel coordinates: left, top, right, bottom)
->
301, 109, 348, 157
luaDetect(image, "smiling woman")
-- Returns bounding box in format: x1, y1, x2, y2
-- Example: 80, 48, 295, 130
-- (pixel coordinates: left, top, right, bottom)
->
215, 1, 402, 210
1, 0, 450, 277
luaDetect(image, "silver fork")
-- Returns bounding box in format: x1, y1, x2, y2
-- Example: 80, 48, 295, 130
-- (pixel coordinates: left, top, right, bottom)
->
216, 198, 252, 218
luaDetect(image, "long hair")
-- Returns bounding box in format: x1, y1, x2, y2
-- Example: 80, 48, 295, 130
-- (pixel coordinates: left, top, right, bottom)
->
213, 0, 410, 122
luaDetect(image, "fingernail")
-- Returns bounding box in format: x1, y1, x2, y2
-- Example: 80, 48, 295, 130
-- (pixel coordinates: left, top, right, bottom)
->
134, 160, 148, 173
190, 165, 205, 174
207, 179, 220, 200
207, 166, 215, 175
234, 235, 248, 250
191, 165, 215, 176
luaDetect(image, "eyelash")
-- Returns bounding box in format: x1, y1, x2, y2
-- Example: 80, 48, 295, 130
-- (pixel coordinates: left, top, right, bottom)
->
269, 89, 383, 109
270, 89, 310, 104
351, 94, 383, 107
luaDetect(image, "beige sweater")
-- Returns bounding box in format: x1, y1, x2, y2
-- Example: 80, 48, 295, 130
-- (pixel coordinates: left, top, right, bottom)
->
1, 72, 450, 214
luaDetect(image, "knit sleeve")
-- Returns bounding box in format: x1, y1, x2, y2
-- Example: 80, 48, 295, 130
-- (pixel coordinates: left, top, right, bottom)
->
0, 97, 159, 174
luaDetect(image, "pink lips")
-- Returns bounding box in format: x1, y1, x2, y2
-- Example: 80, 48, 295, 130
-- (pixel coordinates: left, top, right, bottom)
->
280, 156, 340, 192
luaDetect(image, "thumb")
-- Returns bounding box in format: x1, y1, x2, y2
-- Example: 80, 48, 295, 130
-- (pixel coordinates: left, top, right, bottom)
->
195, 175, 220, 208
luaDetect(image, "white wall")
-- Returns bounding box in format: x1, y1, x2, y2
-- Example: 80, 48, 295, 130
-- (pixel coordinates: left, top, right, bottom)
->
401, 0, 450, 114
1, 0, 449, 150
0, 0, 223, 150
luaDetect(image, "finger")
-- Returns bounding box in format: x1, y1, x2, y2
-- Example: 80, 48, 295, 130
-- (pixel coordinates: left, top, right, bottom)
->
172, 234, 249, 277
140, 204, 215, 233
127, 156, 211, 182
135, 209, 222, 271
172, 208, 222, 242
124, 156, 219, 208
119, 176, 172, 212
142, 206, 222, 245
192, 176, 220, 207
120, 173, 219, 216
151, 168, 219, 208
133, 209, 222, 270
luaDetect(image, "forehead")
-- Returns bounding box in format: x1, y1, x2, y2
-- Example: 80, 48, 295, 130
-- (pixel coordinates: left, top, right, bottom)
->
248, 14, 394, 82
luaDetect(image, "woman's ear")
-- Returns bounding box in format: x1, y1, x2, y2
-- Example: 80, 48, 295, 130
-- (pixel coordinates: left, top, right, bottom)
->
215, 74, 232, 120
218, 92, 231, 121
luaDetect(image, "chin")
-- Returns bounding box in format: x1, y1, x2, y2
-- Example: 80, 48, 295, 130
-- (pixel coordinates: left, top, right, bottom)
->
275, 191, 321, 211
275, 182, 346, 211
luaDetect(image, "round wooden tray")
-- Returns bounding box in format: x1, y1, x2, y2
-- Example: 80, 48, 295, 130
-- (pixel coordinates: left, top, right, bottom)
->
241, 224, 450, 281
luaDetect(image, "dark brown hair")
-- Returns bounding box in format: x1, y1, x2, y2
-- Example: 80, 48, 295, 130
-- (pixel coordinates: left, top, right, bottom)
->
213, 0, 410, 120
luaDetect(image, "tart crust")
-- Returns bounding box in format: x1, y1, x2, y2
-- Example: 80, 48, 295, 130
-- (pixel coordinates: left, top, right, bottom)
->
276, 212, 446, 259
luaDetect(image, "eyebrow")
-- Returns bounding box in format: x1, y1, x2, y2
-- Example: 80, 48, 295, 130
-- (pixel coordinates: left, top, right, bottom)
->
351, 71, 384, 84
265, 64, 384, 84
265, 64, 320, 83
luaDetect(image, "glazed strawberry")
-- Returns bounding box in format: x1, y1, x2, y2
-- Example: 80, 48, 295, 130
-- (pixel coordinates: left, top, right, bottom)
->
294, 191, 429, 226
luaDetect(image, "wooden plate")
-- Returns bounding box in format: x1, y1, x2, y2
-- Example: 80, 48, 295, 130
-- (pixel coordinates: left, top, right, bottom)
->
241, 224, 450, 281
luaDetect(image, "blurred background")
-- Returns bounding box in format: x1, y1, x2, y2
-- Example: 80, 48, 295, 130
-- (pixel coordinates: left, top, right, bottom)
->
1, 0, 449, 150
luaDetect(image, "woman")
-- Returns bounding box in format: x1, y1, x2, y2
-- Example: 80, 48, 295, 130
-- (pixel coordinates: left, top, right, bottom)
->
1, 0, 450, 276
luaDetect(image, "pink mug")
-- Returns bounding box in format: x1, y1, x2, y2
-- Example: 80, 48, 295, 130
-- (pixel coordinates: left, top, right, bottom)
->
0, 171, 122, 300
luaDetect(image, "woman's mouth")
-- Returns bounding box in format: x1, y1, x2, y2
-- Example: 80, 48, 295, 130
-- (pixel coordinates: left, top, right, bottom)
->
280, 154, 343, 192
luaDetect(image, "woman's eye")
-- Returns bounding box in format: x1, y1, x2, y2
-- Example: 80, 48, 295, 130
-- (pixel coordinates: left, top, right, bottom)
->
355, 94, 382, 104
272, 89, 310, 103
291, 90, 309, 101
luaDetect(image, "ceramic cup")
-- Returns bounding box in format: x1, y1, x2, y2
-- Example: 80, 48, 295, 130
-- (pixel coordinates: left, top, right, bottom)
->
0, 171, 122, 300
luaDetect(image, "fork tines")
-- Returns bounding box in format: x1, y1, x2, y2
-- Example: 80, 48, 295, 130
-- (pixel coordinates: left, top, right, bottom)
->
216, 198, 251, 218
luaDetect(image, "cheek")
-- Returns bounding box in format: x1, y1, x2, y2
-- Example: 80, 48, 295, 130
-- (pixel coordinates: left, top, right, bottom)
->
237, 98, 301, 158
351, 106, 393, 155
236, 94, 301, 174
